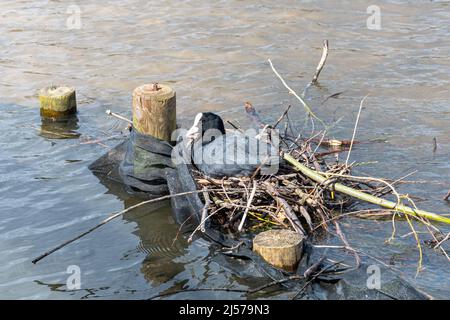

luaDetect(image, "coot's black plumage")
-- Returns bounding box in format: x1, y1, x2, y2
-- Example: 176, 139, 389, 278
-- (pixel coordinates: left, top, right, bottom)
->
185, 112, 278, 177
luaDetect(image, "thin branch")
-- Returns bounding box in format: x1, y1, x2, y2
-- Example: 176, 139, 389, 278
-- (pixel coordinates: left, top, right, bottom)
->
188, 207, 224, 243
238, 180, 258, 232
334, 221, 361, 269
268, 59, 325, 127
272, 105, 291, 129
200, 187, 211, 233
291, 261, 342, 300
148, 287, 248, 300
444, 190, 450, 201
105, 109, 133, 124
32, 188, 243, 264
345, 94, 368, 166
312, 40, 329, 84
148, 274, 304, 300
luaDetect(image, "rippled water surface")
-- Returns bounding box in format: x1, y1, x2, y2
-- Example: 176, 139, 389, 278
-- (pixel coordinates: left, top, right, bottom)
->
0, 0, 449, 299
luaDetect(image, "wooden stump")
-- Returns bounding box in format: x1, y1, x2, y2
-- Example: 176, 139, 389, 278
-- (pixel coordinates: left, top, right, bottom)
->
39, 86, 77, 119
132, 83, 176, 142
253, 229, 304, 271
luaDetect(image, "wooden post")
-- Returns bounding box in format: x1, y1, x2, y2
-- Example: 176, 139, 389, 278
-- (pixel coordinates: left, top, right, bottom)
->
39, 86, 77, 119
253, 229, 304, 271
132, 83, 176, 141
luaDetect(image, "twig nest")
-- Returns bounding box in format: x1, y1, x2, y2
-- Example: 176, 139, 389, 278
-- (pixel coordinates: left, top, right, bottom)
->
253, 229, 304, 271
39, 85, 77, 119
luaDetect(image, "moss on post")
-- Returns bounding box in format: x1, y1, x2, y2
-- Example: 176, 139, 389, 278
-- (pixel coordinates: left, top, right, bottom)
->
39, 86, 77, 119
253, 229, 304, 272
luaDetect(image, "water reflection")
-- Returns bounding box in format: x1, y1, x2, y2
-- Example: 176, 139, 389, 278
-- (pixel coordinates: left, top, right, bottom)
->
39, 115, 80, 139
92, 170, 188, 286
124, 199, 187, 285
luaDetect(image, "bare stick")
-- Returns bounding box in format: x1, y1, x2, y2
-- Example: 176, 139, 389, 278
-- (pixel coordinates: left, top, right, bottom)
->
268, 59, 325, 127
345, 95, 368, 166
188, 207, 224, 243
374, 170, 418, 197
32, 188, 234, 264
248, 274, 303, 294
402, 198, 423, 276
226, 120, 243, 132
291, 261, 341, 300
200, 188, 210, 233
334, 221, 361, 269
303, 256, 326, 278
312, 40, 329, 84
434, 232, 450, 249
148, 274, 304, 300
273, 105, 291, 129
238, 180, 258, 231
148, 287, 248, 300
444, 190, 450, 201
264, 181, 306, 235
105, 109, 133, 124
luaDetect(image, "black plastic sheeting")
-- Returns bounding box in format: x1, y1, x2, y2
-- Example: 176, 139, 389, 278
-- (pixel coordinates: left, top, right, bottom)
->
88, 128, 429, 300
89, 129, 172, 197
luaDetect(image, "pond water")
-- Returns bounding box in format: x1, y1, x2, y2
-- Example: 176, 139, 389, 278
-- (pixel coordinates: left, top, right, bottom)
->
0, 0, 449, 299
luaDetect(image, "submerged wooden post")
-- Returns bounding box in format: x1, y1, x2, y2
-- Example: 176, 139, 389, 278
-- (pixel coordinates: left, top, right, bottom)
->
253, 229, 304, 271
132, 83, 176, 141
39, 86, 77, 119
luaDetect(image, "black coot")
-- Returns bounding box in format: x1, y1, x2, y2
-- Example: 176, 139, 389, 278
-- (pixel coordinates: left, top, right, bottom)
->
185, 112, 279, 177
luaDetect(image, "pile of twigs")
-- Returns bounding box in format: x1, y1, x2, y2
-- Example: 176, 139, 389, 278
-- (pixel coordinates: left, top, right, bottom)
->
193, 137, 355, 235
190, 44, 450, 275
32, 41, 449, 279
192, 100, 450, 275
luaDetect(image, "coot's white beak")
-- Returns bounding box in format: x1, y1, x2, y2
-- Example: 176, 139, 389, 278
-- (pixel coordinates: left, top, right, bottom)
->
185, 113, 203, 148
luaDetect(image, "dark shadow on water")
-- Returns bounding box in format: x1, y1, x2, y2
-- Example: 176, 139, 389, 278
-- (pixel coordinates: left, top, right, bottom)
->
91, 170, 188, 286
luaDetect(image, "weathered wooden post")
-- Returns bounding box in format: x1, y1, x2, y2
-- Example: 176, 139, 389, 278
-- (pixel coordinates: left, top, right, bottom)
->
132, 83, 176, 142
128, 83, 176, 194
253, 229, 304, 271
39, 86, 77, 119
